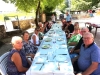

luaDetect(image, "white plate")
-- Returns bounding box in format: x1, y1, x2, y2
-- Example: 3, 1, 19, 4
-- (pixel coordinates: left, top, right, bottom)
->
41, 44, 50, 49
44, 38, 52, 42
48, 34, 52, 37
59, 45, 67, 49
59, 34, 63, 36
57, 38, 63, 41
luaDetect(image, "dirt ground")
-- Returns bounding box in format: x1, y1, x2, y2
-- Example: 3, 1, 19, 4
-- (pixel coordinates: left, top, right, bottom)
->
0, 22, 100, 56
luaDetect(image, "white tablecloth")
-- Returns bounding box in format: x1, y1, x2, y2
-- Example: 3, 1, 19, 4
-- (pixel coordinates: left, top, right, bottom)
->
26, 23, 74, 75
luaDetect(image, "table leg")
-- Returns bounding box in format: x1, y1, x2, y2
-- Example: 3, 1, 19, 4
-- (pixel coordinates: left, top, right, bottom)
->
95, 27, 97, 38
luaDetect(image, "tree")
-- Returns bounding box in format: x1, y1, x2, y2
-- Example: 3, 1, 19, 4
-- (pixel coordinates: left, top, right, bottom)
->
71, 0, 92, 11
2, 0, 64, 27
57, 1, 67, 13
71, 0, 100, 11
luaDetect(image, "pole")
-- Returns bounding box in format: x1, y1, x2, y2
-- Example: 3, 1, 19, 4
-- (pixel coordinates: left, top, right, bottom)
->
66, 0, 71, 13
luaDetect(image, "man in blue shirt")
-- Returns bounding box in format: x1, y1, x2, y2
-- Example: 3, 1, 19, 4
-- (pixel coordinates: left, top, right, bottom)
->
77, 32, 100, 75
66, 12, 72, 22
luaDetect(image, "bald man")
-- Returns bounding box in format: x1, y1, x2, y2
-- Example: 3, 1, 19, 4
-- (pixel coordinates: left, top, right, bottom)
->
77, 32, 100, 75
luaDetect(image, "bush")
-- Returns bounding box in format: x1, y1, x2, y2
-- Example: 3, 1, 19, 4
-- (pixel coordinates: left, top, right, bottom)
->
4, 16, 9, 20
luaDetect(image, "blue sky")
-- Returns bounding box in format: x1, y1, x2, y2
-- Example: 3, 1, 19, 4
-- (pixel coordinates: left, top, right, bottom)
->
0, 0, 16, 11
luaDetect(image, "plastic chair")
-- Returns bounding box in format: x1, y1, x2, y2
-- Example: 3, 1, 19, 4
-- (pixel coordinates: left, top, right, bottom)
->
0, 52, 9, 75
5, 20, 20, 32
30, 22, 35, 28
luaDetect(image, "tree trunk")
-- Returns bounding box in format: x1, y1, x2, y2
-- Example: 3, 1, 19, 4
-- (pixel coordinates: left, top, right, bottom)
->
35, 0, 40, 28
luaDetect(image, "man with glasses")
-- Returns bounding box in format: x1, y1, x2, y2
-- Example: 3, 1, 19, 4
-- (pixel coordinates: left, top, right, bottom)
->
77, 32, 100, 75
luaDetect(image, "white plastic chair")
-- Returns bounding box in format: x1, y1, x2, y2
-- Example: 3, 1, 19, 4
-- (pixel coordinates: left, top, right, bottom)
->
5, 20, 19, 32
0, 52, 9, 75
30, 22, 35, 28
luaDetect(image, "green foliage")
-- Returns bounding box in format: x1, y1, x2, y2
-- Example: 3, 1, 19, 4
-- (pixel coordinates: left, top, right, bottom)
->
92, 0, 100, 7
2, 0, 64, 13
3, 0, 100, 12
71, 0, 92, 11
4, 16, 9, 20
3, 0, 15, 3
57, 1, 67, 13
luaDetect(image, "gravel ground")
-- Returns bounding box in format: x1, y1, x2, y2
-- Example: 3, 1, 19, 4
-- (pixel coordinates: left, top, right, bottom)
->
0, 22, 100, 56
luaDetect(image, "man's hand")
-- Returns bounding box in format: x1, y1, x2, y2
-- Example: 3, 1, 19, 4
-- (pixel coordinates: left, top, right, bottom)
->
70, 48, 74, 53
76, 73, 82, 75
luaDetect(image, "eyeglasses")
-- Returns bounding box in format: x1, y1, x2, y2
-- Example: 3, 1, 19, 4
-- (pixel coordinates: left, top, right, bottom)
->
81, 31, 86, 32
83, 37, 93, 40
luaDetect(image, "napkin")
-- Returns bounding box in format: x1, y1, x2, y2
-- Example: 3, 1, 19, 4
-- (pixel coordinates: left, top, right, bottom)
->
55, 55, 66, 62
35, 55, 47, 64
56, 49, 68, 54
30, 64, 43, 70
41, 62, 57, 71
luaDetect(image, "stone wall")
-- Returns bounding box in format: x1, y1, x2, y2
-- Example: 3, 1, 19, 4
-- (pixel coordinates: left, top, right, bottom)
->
12, 19, 35, 30
0, 25, 6, 39
0, 19, 35, 40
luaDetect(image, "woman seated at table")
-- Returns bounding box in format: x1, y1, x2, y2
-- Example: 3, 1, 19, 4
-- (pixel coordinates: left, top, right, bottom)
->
38, 22, 44, 32
74, 22, 79, 28
67, 22, 80, 39
22, 31, 38, 58
30, 27, 40, 46
7, 36, 31, 75
46, 21, 52, 32
38, 22, 45, 40
68, 27, 82, 46
43, 21, 49, 33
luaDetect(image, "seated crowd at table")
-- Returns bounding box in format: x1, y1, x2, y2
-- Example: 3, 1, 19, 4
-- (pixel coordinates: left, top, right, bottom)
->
6, 18, 100, 75
62, 19, 100, 75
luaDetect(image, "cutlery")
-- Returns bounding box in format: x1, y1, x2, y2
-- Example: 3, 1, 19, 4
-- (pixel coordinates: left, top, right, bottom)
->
40, 63, 44, 70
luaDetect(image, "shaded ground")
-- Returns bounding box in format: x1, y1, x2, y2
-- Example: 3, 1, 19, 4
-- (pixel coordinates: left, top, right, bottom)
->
0, 21, 100, 56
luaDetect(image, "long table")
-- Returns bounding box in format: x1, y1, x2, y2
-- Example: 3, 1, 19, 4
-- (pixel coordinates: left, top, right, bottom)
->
26, 23, 74, 75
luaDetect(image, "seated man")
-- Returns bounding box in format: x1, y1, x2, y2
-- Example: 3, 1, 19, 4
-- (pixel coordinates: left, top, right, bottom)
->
69, 27, 89, 59
67, 21, 74, 33
77, 32, 100, 75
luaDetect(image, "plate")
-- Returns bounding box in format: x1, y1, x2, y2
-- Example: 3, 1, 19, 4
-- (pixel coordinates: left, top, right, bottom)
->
59, 34, 63, 36
59, 45, 67, 49
57, 38, 63, 41
48, 34, 52, 37
55, 55, 66, 62
44, 38, 52, 42
41, 44, 50, 49
50, 29, 54, 31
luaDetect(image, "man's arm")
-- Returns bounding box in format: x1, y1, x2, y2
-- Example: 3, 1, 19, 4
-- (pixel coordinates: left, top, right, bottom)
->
76, 62, 98, 75
73, 49, 80, 53
82, 62, 98, 75
68, 42, 78, 46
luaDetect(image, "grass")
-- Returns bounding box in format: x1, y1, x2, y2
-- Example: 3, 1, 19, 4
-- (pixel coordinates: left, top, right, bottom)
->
0, 12, 35, 21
